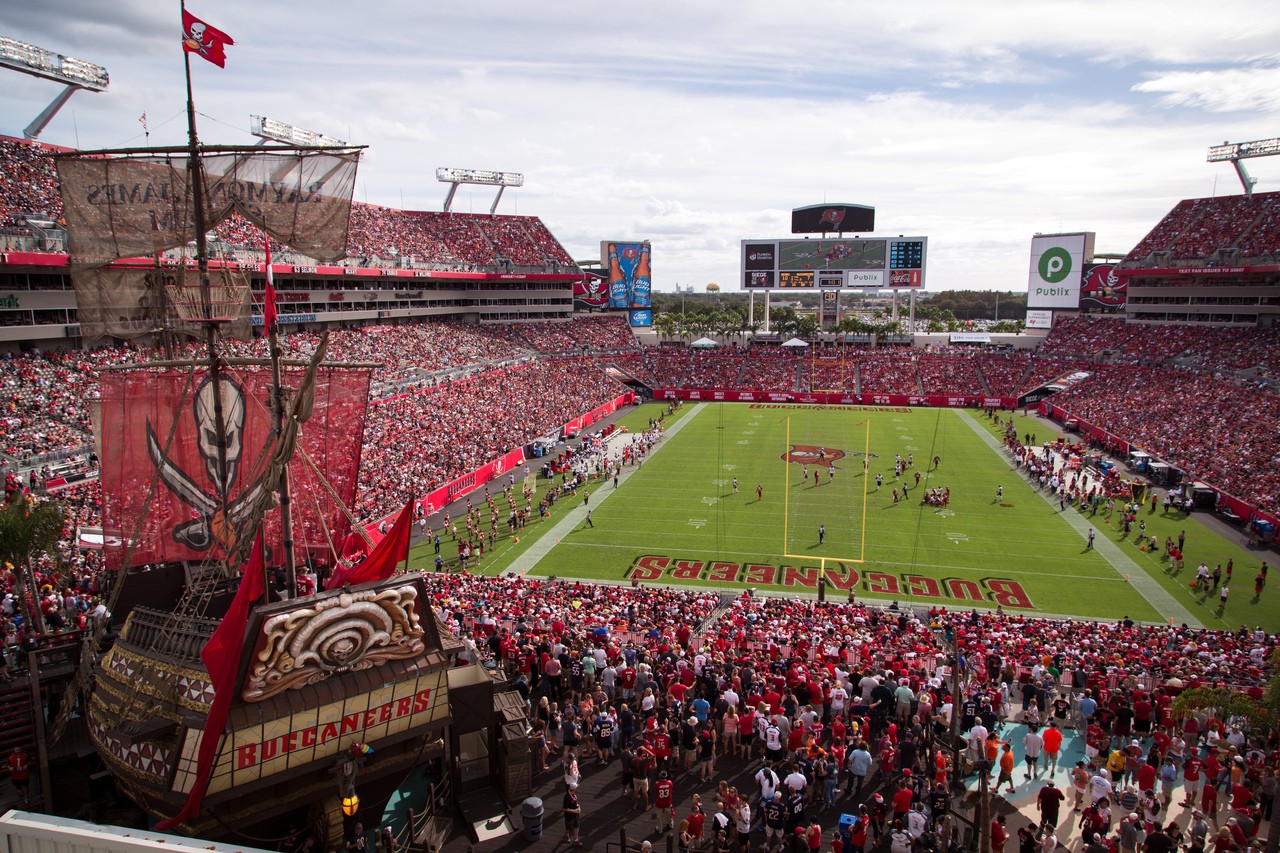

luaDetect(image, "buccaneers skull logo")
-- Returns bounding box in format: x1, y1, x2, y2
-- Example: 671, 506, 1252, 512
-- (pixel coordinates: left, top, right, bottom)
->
782, 445, 846, 466
146, 376, 270, 552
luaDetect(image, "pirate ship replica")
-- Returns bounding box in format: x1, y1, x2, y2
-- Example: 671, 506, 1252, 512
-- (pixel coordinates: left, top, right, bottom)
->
44, 18, 461, 841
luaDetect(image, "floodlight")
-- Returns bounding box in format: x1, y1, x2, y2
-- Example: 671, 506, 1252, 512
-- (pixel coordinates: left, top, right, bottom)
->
1207, 136, 1280, 195
436, 168, 525, 214
0, 35, 109, 139
250, 115, 347, 148
435, 168, 524, 187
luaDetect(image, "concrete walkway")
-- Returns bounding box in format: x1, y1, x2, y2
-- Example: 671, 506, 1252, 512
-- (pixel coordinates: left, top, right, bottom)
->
956, 409, 1202, 628
508, 403, 706, 577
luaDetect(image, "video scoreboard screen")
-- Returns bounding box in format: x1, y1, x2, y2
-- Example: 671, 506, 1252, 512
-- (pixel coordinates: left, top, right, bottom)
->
741, 236, 927, 289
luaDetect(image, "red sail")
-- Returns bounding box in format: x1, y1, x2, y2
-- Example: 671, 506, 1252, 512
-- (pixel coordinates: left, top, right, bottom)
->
98, 366, 369, 570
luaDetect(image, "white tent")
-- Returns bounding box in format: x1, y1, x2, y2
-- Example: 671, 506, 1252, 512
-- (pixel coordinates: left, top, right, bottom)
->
690, 337, 718, 347
781, 337, 809, 348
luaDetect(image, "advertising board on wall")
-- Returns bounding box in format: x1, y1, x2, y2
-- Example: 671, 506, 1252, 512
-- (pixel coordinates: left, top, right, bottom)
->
1025, 309, 1053, 329
1027, 232, 1092, 308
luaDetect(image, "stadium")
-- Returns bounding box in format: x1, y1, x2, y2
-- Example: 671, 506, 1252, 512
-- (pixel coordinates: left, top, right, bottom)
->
1, 24, 1280, 853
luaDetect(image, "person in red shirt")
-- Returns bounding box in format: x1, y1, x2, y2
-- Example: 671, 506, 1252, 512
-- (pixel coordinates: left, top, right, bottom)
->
990, 815, 1008, 853
654, 770, 675, 834
8, 747, 30, 803
1042, 721, 1064, 776
891, 780, 914, 823
879, 742, 897, 779
806, 821, 823, 852
1230, 781, 1254, 812
1201, 779, 1219, 816
685, 804, 705, 849
1036, 781, 1066, 833
1182, 755, 1204, 807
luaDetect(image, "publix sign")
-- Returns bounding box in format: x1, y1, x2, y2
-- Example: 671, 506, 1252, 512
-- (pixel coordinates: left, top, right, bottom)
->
1026, 232, 1091, 309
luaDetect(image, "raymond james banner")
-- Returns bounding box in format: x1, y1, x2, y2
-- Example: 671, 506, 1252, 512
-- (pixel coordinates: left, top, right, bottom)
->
56, 149, 360, 267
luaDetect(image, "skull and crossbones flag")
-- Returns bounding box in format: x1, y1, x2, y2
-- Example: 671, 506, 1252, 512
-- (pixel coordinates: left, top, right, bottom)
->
182, 9, 234, 68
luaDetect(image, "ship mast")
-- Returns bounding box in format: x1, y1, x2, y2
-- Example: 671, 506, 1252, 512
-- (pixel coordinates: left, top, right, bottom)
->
181, 1, 248, 586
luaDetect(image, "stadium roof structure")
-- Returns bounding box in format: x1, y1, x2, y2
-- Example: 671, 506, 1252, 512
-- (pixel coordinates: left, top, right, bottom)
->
0, 35, 108, 140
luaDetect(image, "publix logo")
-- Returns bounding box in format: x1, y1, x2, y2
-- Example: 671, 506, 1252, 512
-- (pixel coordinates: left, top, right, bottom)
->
1037, 246, 1073, 283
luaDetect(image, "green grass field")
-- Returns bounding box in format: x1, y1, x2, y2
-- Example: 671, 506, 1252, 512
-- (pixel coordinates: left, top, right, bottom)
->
409, 402, 1278, 628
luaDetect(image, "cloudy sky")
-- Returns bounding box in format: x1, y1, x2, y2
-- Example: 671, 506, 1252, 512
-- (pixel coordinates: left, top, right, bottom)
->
4, 0, 1279, 292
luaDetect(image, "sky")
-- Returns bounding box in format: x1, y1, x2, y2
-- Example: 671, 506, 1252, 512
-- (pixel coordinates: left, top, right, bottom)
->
3, 0, 1279, 293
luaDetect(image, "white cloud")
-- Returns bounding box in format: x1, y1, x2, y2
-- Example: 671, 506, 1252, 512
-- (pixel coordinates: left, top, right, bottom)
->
1133, 62, 1280, 112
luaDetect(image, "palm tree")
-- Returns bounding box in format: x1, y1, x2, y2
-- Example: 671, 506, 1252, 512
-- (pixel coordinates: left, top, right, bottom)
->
795, 315, 820, 339
0, 494, 68, 634
652, 312, 678, 343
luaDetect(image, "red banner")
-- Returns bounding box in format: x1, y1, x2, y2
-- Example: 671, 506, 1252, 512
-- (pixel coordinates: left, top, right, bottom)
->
651, 389, 1014, 409
565, 392, 634, 435
99, 366, 369, 570
429, 445, 526, 513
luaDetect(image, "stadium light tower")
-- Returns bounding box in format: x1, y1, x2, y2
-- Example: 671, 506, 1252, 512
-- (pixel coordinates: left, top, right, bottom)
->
250, 115, 348, 148
1207, 137, 1280, 196
0, 35, 109, 140
436, 167, 524, 214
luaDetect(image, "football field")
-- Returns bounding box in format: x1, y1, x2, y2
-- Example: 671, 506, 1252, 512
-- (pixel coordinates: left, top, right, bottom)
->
410, 402, 1277, 627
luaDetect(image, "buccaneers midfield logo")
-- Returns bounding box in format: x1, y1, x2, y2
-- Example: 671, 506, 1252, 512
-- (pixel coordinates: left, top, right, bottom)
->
782, 445, 846, 466
146, 376, 269, 552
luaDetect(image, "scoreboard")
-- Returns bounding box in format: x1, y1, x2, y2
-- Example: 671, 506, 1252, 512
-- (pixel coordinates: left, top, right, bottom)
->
741, 236, 927, 289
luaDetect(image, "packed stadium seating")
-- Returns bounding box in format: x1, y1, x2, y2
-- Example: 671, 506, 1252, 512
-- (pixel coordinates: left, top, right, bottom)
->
1123, 191, 1280, 265
0, 136, 576, 270
0, 137, 64, 232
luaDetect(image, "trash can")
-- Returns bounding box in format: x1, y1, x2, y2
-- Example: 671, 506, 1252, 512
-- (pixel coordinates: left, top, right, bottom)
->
522, 797, 544, 842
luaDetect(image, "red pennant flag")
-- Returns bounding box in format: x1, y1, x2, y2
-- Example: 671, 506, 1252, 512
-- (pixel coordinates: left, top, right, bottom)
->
182, 10, 235, 68
156, 533, 265, 830
325, 499, 414, 591
263, 235, 278, 332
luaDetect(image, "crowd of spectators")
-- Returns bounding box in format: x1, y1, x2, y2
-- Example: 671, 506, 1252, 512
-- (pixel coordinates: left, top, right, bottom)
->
0, 137, 63, 232
1123, 191, 1280, 265
354, 359, 627, 520
916, 356, 984, 395
1, 350, 97, 466
493, 315, 640, 355
1049, 365, 1280, 514
857, 350, 921, 395
409, 570, 1279, 853
0, 137, 576, 273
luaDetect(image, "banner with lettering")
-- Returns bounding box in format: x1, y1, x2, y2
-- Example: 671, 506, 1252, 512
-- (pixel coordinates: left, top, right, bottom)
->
56, 149, 360, 267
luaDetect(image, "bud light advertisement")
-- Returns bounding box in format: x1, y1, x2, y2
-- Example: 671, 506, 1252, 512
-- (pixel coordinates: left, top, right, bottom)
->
629, 309, 652, 327
602, 241, 651, 310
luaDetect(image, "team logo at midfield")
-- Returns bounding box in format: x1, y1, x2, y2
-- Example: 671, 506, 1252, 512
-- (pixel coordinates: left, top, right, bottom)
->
782, 445, 845, 466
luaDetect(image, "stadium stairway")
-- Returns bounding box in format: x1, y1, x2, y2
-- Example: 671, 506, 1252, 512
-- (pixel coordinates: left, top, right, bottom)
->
975, 363, 993, 396
0, 672, 41, 809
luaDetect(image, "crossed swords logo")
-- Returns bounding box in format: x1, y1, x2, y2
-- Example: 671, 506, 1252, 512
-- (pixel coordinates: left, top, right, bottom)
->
147, 376, 270, 552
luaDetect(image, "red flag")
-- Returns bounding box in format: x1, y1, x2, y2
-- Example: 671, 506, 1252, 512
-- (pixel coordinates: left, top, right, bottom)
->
182, 9, 235, 68
156, 533, 265, 830
263, 235, 278, 332
325, 499, 414, 590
